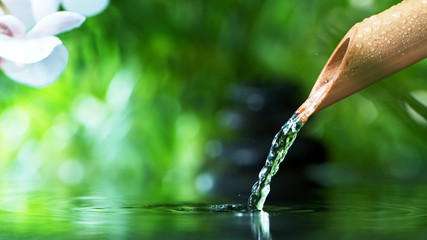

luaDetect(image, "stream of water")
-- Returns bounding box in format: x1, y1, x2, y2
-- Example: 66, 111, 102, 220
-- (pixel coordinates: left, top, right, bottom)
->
248, 113, 304, 211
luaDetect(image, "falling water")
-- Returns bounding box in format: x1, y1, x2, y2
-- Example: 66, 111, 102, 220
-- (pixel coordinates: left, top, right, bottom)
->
248, 113, 304, 211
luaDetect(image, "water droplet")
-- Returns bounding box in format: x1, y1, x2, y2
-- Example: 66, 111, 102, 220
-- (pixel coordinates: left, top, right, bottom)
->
362, 26, 372, 33
391, 13, 401, 18
383, 17, 394, 25
369, 15, 377, 21
251, 182, 259, 192
258, 167, 268, 179
267, 151, 275, 160
372, 20, 382, 31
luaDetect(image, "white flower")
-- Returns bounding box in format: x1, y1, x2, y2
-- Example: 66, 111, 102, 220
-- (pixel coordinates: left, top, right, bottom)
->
0, 0, 109, 87
3, 0, 109, 28
0, 0, 85, 87
61, 0, 110, 17
1, 44, 69, 87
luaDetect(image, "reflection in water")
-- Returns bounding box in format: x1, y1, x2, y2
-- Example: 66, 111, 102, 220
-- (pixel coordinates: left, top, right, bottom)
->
251, 211, 272, 240
3, 184, 427, 239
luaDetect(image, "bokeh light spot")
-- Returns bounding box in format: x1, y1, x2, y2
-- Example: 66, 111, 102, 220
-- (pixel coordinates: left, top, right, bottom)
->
58, 159, 84, 185
0, 107, 30, 150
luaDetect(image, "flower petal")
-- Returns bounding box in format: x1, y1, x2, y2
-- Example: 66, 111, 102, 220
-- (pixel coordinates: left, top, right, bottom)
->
62, 0, 109, 17
0, 15, 26, 37
31, 0, 60, 21
1, 44, 69, 87
2, 0, 35, 30
0, 35, 62, 63
27, 11, 85, 38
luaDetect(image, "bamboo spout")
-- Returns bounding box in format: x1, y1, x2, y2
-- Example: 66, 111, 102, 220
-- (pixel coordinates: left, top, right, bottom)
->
297, 0, 427, 122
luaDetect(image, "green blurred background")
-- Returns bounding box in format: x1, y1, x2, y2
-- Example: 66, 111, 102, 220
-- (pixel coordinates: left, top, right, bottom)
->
0, 0, 426, 202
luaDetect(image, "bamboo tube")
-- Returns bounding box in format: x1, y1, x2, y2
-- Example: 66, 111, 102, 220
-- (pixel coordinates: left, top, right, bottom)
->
297, 0, 427, 123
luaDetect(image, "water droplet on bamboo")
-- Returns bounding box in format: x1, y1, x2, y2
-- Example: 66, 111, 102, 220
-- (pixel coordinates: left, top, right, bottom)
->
383, 17, 393, 25
363, 26, 372, 33
391, 13, 401, 19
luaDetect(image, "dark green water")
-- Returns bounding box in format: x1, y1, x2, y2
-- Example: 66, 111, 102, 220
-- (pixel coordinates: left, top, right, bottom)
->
248, 113, 304, 211
2, 183, 427, 239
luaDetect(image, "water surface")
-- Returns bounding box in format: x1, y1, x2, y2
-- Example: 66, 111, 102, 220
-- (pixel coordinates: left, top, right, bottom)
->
2, 183, 427, 239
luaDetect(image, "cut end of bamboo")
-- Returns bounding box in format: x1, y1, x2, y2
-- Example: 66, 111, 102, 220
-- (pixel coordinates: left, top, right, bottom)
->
297, 29, 355, 123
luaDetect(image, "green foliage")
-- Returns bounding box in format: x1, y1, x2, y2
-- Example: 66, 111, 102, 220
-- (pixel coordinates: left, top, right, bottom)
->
0, 0, 425, 198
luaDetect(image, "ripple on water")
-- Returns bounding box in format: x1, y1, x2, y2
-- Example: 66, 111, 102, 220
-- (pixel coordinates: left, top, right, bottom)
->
119, 203, 309, 215
2, 186, 427, 240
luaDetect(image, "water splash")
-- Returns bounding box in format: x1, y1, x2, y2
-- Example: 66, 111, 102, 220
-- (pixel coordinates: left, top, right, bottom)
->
248, 113, 304, 211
